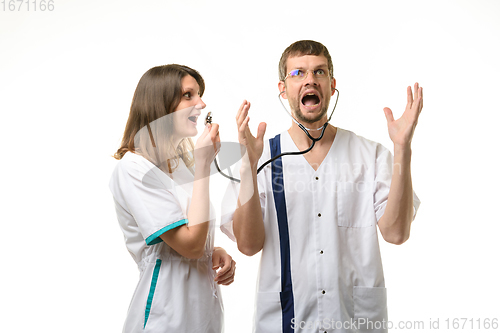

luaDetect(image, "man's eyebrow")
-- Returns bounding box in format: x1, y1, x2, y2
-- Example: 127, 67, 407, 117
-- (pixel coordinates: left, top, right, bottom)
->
291, 64, 328, 69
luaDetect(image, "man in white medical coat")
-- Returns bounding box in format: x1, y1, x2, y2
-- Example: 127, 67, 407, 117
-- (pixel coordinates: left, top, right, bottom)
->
221, 40, 422, 333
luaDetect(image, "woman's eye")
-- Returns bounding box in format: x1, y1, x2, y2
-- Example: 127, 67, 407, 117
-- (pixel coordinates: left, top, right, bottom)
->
183, 92, 191, 98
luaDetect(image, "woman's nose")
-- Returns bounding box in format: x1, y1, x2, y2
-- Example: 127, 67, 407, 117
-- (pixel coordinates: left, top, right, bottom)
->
195, 98, 206, 109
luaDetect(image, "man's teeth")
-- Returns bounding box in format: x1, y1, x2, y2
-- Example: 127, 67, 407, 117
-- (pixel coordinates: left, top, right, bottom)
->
302, 93, 320, 106
308, 94, 319, 106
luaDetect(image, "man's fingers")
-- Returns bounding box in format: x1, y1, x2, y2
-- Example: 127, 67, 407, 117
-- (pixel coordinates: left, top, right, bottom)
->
383, 107, 394, 124
411, 85, 423, 114
412, 87, 423, 123
236, 101, 249, 126
235, 100, 247, 122
256, 122, 267, 141
414, 83, 421, 107
239, 115, 250, 134
237, 108, 247, 129
406, 85, 414, 109
419, 87, 423, 112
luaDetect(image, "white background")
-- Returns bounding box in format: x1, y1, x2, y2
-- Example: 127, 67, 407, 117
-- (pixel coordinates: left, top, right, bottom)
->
1, 0, 499, 332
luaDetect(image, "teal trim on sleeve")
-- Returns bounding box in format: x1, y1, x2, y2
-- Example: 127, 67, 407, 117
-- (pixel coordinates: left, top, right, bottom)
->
144, 259, 162, 329
145, 219, 188, 245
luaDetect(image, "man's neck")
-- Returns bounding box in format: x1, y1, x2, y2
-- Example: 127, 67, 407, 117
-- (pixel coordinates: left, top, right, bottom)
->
287, 118, 336, 150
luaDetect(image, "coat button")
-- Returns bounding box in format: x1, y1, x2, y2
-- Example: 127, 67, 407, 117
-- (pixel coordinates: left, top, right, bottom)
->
320, 250, 324, 254
318, 213, 321, 217
315, 176, 319, 180
322, 290, 326, 294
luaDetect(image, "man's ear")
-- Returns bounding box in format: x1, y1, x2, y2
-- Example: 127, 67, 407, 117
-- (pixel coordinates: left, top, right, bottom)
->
278, 81, 287, 99
331, 77, 336, 96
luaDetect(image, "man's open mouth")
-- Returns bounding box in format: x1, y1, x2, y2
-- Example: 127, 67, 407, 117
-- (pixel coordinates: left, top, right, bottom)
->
301, 92, 320, 107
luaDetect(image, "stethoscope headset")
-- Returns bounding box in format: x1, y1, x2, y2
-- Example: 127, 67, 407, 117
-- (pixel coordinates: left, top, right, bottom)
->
213, 86, 340, 183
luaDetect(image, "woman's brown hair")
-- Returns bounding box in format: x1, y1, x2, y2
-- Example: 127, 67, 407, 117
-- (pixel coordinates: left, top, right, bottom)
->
113, 64, 205, 172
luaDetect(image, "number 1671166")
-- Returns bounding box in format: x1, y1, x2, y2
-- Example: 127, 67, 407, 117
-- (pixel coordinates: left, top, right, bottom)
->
2, 0, 55, 11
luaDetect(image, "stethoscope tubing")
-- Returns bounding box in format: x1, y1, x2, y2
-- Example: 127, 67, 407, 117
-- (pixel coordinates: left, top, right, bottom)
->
214, 89, 339, 183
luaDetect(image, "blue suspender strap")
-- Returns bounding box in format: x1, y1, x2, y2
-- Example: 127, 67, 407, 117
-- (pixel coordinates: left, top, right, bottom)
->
269, 134, 295, 332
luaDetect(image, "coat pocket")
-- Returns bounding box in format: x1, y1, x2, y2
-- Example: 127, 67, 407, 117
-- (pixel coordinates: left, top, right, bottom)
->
254, 291, 283, 333
353, 286, 388, 333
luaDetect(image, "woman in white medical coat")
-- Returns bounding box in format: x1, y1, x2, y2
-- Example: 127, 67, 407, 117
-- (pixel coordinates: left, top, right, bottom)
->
109, 64, 235, 333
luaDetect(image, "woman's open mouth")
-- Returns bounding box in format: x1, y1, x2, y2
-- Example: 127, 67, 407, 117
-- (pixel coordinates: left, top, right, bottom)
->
188, 115, 199, 124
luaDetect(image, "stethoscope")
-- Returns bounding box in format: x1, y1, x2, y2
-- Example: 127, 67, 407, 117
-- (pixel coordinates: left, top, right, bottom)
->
214, 88, 340, 183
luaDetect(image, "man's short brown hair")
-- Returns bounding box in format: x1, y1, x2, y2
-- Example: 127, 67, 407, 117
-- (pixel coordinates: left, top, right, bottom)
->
278, 40, 334, 81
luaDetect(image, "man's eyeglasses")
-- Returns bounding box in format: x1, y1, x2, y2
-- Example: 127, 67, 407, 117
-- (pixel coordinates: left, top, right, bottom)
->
285, 69, 330, 81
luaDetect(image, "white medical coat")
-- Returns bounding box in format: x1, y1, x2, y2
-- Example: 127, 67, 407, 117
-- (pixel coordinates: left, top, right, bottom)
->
109, 152, 223, 333
221, 128, 420, 333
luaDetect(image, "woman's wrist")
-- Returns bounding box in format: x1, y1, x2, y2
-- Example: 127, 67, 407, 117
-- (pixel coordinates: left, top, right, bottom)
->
193, 160, 212, 180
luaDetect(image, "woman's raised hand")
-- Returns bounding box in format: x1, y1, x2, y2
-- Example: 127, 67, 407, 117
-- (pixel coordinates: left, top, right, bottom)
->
194, 123, 221, 167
